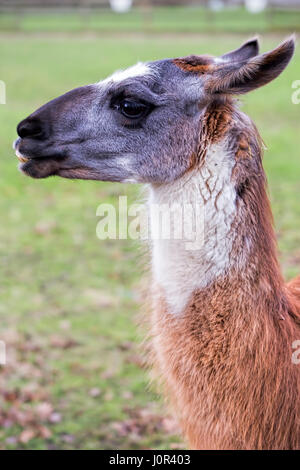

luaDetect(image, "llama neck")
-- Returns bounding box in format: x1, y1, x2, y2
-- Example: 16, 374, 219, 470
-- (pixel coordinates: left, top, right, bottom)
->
149, 138, 284, 316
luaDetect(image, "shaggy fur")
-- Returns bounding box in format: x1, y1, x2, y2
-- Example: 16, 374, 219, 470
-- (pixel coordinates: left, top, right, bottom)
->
149, 100, 300, 450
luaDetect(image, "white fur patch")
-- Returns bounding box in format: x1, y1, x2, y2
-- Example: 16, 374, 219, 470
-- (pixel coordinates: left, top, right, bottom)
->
214, 57, 226, 64
100, 62, 151, 85
149, 140, 238, 315
113, 155, 141, 183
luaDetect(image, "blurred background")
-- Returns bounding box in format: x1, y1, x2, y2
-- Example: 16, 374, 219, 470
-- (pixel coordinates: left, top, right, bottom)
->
0, 0, 300, 450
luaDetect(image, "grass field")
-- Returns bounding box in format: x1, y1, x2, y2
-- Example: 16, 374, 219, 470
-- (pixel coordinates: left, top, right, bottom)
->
0, 31, 300, 450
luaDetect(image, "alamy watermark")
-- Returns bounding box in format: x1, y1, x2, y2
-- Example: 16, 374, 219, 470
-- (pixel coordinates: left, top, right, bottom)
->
96, 196, 205, 251
292, 340, 300, 365
291, 80, 300, 104
0, 80, 6, 104
0, 340, 6, 365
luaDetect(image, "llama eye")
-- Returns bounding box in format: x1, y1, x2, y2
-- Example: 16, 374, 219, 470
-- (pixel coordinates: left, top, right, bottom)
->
119, 99, 148, 119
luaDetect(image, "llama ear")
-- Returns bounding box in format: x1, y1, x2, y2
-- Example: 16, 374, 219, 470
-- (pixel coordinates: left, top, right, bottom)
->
221, 38, 259, 62
209, 37, 295, 95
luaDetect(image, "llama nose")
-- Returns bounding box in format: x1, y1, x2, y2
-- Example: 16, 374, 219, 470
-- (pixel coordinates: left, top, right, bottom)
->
17, 117, 44, 139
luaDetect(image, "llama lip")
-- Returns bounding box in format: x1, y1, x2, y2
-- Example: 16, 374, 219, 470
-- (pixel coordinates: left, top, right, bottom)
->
15, 148, 30, 163
13, 140, 31, 163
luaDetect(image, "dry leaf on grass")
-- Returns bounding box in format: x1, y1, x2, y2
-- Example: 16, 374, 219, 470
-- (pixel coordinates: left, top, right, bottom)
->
19, 428, 36, 444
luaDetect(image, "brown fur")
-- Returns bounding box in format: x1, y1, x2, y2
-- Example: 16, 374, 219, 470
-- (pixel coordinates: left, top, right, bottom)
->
148, 99, 300, 450
173, 55, 215, 75
195, 99, 234, 165
235, 132, 251, 160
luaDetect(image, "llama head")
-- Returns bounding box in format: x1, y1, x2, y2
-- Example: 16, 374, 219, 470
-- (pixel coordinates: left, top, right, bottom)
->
15, 37, 294, 183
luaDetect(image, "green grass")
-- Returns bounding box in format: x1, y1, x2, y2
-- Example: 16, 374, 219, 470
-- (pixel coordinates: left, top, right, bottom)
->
0, 32, 299, 449
0, 7, 300, 34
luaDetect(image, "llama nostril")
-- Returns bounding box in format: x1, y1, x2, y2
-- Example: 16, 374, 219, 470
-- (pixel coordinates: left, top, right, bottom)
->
17, 118, 44, 139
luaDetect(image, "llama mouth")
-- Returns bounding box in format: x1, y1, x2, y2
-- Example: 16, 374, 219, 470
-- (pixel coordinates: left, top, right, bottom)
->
14, 137, 69, 178
13, 139, 31, 163
17, 152, 67, 179
15, 148, 30, 163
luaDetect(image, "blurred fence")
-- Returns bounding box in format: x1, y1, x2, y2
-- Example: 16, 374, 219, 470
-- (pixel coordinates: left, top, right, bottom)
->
1, 0, 300, 33
1, 0, 300, 11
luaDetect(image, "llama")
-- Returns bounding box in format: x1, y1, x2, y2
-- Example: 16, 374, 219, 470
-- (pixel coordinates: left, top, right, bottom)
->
14, 37, 300, 449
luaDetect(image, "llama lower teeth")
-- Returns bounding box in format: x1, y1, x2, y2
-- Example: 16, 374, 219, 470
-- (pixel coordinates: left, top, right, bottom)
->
15, 150, 29, 163
17, 156, 29, 163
